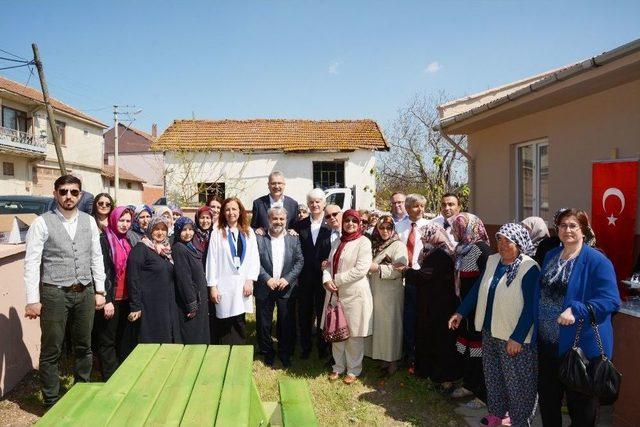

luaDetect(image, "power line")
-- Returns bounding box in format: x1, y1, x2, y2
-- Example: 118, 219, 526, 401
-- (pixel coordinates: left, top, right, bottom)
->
0, 48, 28, 61
0, 56, 31, 63
0, 63, 33, 71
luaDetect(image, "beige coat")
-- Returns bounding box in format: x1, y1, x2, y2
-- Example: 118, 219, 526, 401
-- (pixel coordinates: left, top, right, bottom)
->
321, 236, 373, 337
365, 240, 408, 362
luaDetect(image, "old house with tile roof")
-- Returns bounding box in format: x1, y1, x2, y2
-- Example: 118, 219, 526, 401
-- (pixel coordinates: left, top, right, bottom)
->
0, 75, 108, 196
154, 119, 388, 209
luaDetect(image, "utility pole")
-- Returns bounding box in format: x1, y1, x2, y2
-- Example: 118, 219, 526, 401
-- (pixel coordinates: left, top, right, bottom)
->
113, 105, 120, 202
32, 43, 67, 175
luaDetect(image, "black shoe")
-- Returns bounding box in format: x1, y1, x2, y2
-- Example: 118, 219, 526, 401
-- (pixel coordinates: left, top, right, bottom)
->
280, 357, 292, 368
300, 350, 311, 359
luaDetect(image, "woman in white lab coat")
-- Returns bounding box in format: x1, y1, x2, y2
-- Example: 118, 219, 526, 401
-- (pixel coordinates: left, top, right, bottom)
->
206, 197, 260, 344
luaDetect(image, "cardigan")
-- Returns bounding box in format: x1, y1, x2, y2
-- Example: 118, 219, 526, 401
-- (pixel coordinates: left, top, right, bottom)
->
540, 244, 620, 358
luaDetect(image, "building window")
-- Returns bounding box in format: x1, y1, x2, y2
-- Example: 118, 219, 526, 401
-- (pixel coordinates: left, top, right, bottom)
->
126, 182, 132, 189
54, 120, 66, 146
3, 162, 15, 176
2, 106, 28, 132
198, 182, 225, 204
109, 179, 114, 187
313, 161, 345, 189
515, 139, 549, 221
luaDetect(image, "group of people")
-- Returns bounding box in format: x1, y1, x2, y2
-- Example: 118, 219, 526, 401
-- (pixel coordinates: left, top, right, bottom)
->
24, 172, 621, 427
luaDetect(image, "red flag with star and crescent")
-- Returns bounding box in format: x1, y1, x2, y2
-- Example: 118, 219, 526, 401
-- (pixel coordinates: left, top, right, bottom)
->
591, 160, 638, 298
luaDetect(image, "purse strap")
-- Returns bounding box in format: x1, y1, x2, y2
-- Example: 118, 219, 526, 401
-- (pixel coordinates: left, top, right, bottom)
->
572, 318, 584, 348
587, 304, 606, 357
328, 290, 339, 303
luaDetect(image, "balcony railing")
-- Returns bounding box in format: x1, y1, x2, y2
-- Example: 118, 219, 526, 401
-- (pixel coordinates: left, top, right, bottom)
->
0, 126, 47, 155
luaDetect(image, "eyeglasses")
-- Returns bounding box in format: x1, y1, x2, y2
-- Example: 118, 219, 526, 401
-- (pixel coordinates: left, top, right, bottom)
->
97, 201, 111, 207
58, 189, 80, 197
324, 212, 340, 220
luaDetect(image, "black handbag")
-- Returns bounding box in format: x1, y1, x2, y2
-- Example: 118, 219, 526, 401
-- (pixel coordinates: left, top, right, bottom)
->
559, 305, 622, 402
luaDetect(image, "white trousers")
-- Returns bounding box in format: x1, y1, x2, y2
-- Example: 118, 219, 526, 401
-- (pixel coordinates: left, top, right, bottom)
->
332, 336, 364, 376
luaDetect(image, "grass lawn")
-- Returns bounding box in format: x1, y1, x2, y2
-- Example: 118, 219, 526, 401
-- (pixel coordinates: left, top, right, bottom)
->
1, 314, 466, 426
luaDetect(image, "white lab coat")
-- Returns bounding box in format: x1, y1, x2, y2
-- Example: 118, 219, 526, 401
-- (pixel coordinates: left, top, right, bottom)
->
206, 227, 260, 319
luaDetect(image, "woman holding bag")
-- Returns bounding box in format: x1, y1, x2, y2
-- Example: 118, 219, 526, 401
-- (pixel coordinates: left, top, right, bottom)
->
537, 209, 620, 427
322, 210, 373, 385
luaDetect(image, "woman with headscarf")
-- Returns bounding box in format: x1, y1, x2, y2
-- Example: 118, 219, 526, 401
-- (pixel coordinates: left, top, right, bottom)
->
521, 217, 549, 250
126, 216, 180, 344
537, 209, 619, 426
448, 213, 494, 406
169, 204, 183, 222
364, 215, 408, 376
172, 217, 210, 344
449, 223, 540, 427
127, 205, 153, 247
404, 223, 460, 391
322, 210, 373, 385
154, 206, 175, 241
92, 206, 133, 380
194, 206, 217, 344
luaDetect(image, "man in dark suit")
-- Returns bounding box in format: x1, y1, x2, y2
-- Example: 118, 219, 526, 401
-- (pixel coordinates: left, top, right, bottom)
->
295, 189, 333, 359
251, 171, 298, 233
255, 206, 304, 367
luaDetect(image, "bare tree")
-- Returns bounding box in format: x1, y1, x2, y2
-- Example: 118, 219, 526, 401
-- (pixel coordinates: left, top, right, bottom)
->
377, 91, 469, 212
164, 150, 250, 206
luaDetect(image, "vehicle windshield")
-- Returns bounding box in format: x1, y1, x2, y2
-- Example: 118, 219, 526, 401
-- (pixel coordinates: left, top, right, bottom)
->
0, 200, 49, 215
325, 193, 344, 208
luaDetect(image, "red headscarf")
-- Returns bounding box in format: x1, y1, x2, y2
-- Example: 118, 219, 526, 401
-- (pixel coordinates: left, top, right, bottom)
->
332, 209, 363, 278
105, 206, 133, 300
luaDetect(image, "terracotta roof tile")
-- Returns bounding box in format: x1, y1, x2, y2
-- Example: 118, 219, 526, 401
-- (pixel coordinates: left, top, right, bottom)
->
153, 119, 388, 152
101, 165, 145, 183
0, 76, 107, 128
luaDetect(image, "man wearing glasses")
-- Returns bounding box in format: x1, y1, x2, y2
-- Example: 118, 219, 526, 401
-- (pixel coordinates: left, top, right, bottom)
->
24, 174, 106, 406
324, 204, 343, 244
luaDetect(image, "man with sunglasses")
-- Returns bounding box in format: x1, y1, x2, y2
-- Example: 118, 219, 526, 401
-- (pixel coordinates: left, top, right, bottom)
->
24, 174, 106, 406
324, 204, 343, 244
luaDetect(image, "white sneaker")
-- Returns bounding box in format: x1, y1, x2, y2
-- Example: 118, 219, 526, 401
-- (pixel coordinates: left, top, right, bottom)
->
463, 397, 486, 409
451, 387, 473, 399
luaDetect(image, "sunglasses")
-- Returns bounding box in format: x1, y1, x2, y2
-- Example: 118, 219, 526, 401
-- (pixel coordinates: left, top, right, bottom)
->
324, 212, 340, 220
343, 217, 360, 224
58, 189, 80, 197
378, 225, 394, 231
97, 201, 111, 207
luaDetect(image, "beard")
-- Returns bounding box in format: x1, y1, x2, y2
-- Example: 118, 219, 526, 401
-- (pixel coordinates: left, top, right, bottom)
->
269, 225, 284, 236
57, 199, 78, 212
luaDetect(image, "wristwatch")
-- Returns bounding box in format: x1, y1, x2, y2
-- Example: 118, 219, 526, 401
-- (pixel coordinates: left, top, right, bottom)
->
95, 291, 106, 296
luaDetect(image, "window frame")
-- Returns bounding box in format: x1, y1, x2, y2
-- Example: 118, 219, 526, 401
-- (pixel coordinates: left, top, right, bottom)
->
312, 161, 345, 190
514, 138, 549, 221
2, 106, 28, 132
3, 162, 15, 176
54, 120, 66, 146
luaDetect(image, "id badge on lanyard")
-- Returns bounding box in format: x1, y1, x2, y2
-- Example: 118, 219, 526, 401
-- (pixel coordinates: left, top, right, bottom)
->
233, 256, 241, 269
228, 227, 242, 270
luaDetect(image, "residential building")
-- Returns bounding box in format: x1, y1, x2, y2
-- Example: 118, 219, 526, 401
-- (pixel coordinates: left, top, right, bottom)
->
104, 123, 165, 204
101, 164, 145, 205
153, 119, 388, 209
0, 76, 107, 196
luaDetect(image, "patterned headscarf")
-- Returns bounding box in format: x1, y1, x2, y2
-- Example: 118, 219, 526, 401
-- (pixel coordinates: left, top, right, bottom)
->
496, 223, 534, 286
193, 206, 214, 255
169, 203, 183, 216
370, 215, 400, 257
131, 204, 153, 235
419, 222, 455, 264
521, 216, 550, 249
154, 206, 174, 236
451, 213, 490, 296
141, 216, 173, 263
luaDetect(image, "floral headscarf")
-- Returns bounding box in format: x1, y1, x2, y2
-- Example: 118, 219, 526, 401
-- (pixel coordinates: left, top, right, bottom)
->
193, 206, 214, 255
521, 216, 550, 249
419, 223, 455, 257
131, 204, 153, 235
154, 206, 174, 236
141, 216, 173, 263
450, 213, 490, 296
370, 215, 399, 257
496, 223, 534, 286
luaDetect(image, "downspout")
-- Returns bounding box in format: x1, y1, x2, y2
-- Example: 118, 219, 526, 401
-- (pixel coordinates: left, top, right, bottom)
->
437, 128, 475, 212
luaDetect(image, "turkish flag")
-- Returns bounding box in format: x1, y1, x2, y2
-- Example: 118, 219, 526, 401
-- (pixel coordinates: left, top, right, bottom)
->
591, 160, 638, 298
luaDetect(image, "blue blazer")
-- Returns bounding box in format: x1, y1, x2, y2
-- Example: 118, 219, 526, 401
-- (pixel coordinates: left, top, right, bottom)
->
541, 244, 620, 359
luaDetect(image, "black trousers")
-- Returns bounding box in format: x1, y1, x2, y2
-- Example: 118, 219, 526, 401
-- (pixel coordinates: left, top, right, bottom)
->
297, 281, 328, 355
217, 314, 246, 345
538, 350, 599, 427
255, 294, 296, 361
92, 300, 133, 381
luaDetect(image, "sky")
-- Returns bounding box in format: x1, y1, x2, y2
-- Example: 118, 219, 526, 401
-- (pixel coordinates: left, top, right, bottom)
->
1, 1, 639, 135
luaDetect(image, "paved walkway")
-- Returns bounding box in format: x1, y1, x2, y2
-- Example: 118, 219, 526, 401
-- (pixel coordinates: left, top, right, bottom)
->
455, 400, 613, 426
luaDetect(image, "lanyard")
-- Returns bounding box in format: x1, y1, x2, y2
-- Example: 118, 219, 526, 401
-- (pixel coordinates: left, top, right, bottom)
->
227, 227, 243, 268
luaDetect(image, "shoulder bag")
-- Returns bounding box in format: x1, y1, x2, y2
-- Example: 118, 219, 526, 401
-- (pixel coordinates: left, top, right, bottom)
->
323, 292, 350, 343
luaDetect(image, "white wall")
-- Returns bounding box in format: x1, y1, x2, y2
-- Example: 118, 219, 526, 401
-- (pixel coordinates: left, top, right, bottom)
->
0, 155, 30, 194
164, 150, 377, 208
106, 152, 164, 186
102, 179, 144, 206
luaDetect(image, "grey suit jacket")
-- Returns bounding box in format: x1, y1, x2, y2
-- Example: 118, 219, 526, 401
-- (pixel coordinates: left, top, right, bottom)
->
255, 233, 304, 299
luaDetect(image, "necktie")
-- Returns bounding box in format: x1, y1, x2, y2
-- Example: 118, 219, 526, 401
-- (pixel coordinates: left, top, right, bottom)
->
443, 219, 450, 229
407, 222, 416, 268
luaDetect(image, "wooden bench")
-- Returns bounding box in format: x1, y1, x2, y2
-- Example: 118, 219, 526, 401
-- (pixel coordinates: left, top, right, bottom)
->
36, 344, 317, 426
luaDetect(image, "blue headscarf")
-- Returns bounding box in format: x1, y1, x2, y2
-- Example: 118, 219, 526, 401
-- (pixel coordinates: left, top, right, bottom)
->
132, 204, 153, 235
174, 216, 199, 255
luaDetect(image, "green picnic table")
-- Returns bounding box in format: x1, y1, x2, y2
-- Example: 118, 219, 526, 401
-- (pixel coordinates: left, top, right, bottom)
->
36, 344, 318, 427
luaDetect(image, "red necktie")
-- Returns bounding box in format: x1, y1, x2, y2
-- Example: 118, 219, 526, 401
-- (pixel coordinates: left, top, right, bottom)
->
407, 222, 416, 268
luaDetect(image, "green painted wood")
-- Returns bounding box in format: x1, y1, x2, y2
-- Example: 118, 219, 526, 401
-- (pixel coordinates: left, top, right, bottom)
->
278, 379, 318, 427
249, 378, 269, 426
36, 383, 102, 427
180, 345, 230, 427
108, 344, 184, 427
145, 344, 207, 426
79, 344, 161, 426
215, 345, 253, 426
